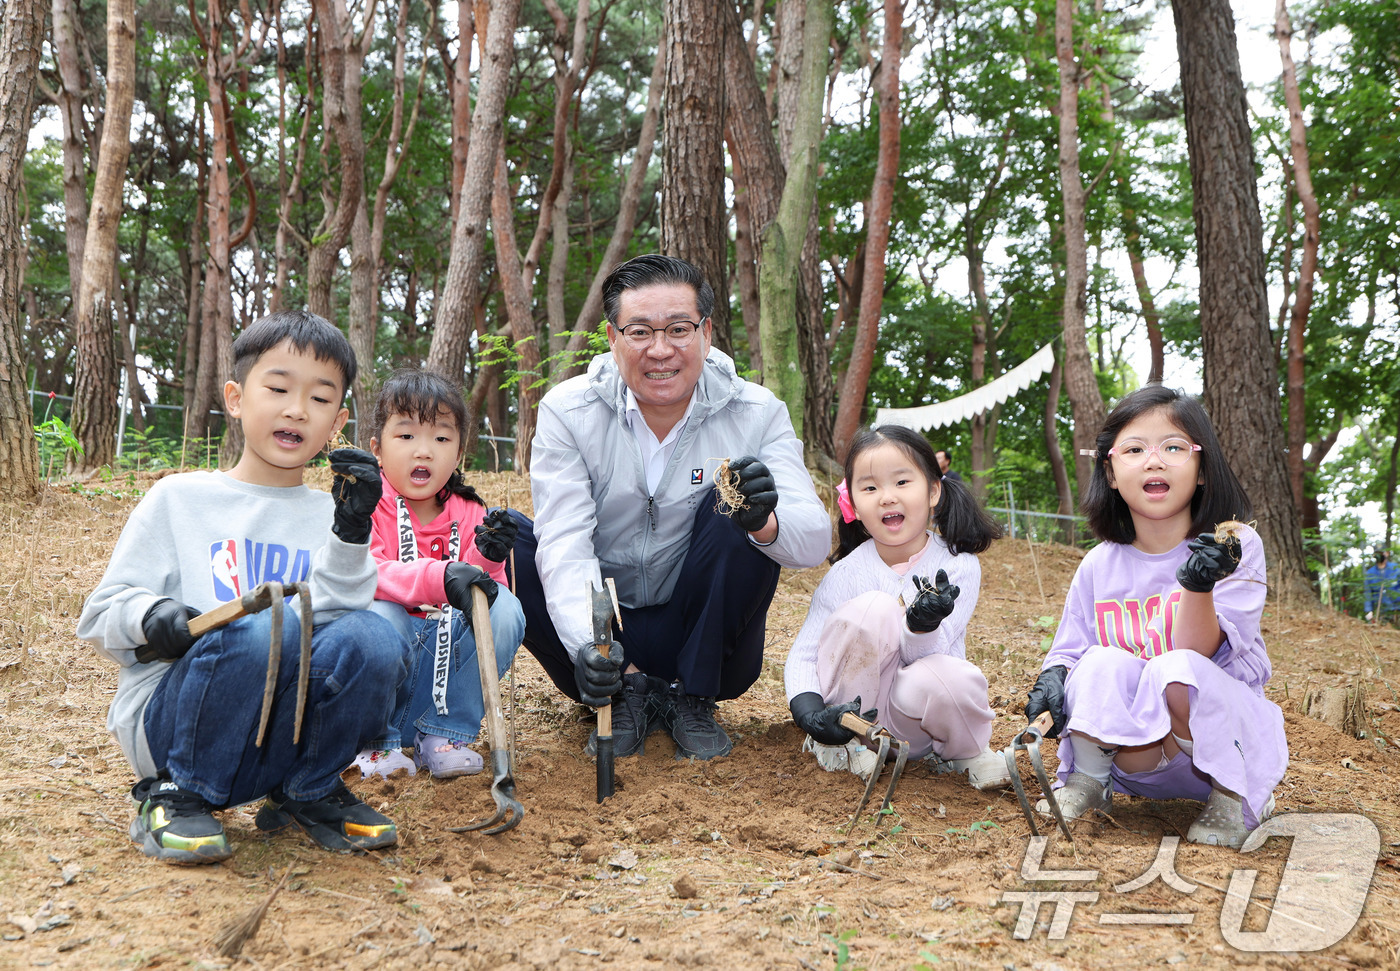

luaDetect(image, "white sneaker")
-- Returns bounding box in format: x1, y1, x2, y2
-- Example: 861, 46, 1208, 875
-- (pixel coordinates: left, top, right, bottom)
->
1187, 788, 1275, 849
923, 745, 1013, 791
1036, 771, 1112, 819
352, 747, 417, 779
802, 736, 881, 781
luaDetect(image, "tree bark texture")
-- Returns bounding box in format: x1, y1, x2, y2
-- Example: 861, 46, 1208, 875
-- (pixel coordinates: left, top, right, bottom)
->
1276, 0, 1320, 515
491, 146, 541, 475
0, 0, 45, 497
428, 0, 521, 385
1054, 0, 1106, 499
832, 0, 901, 462
307, 0, 369, 320
559, 40, 666, 381
757, 0, 831, 442
662, 0, 731, 354
69, 0, 136, 474
450, 0, 474, 225
51, 0, 90, 305
1043, 348, 1074, 535
1172, 0, 1312, 601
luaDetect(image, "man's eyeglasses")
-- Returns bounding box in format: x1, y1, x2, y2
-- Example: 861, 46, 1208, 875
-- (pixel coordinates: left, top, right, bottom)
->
1105, 438, 1202, 467
616, 320, 705, 350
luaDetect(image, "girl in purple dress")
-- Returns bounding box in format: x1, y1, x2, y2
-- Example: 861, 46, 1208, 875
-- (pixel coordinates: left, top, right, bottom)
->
1025, 386, 1285, 848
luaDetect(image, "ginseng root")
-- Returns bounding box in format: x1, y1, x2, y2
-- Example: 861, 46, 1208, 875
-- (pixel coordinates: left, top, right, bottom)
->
714, 458, 749, 517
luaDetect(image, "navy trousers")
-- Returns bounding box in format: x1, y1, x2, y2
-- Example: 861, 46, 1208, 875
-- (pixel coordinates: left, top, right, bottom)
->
509, 493, 782, 702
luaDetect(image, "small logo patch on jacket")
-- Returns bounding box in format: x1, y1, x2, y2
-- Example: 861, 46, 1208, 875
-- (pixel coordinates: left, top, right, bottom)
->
691, 469, 704, 485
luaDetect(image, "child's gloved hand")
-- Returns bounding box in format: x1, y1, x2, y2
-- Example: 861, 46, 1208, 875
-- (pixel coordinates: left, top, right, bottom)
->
443, 562, 499, 610
574, 640, 625, 707
136, 598, 200, 664
729, 455, 778, 532
789, 691, 872, 746
1025, 664, 1069, 737
1176, 531, 1242, 593
473, 508, 518, 562
329, 448, 383, 545
905, 569, 959, 633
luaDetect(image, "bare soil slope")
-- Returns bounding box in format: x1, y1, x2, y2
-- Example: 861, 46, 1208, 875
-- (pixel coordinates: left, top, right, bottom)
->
2, 472, 1397, 970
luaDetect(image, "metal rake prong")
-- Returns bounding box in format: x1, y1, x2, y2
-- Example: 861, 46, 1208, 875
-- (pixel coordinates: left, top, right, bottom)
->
254, 582, 284, 748
292, 582, 311, 745
1006, 745, 1041, 836
875, 740, 909, 823
848, 735, 892, 827
1020, 725, 1074, 843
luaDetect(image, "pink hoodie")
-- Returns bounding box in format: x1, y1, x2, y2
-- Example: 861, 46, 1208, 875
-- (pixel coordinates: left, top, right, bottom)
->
369, 476, 508, 615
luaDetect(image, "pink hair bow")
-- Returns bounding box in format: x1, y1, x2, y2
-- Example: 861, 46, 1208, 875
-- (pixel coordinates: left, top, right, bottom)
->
835, 479, 858, 524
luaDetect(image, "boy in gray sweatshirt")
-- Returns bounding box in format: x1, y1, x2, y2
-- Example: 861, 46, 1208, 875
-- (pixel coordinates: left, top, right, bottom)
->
78, 310, 405, 864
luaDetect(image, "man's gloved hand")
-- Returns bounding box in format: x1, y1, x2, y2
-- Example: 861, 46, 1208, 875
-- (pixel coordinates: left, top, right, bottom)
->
574, 640, 625, 707
443, 561, 499, 610
329, 448, 382, 545
473, 508, 518, 562
136, 598, 200, 664
1025, 664, 1069, 738
729, 455, 778, 533
906, 569, 959, 633
789, 691, 872, 746
1176, 531, 1242, 593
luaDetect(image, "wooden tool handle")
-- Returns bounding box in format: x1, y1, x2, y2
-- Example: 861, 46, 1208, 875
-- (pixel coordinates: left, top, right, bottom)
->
597, 639, 612, 734
839, 711, 873, 735
1026, 710, 1054, 736
188, 597, 253, 637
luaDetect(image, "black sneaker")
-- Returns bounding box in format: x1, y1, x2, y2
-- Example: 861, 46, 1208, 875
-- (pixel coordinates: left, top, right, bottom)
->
255, 781, 397, 852
667, 684, 732, 760
129, 778, 231, 865
586, 672, 658, 758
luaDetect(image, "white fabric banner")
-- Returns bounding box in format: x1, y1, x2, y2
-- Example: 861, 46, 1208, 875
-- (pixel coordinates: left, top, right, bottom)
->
873, 341, 1057, 432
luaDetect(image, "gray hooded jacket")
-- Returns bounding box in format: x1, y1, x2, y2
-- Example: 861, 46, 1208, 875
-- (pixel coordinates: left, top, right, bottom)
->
530, 347, 830, 657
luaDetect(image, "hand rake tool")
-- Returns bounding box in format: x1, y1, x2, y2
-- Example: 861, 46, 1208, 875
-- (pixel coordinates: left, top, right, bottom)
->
1001, 711, 1074, 842
448, 585, 523, 835
168, 581, 312, 748
840, 712, 909, 827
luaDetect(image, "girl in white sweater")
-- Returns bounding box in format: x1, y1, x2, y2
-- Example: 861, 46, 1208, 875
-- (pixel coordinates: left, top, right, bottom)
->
785, 426, 1007, 788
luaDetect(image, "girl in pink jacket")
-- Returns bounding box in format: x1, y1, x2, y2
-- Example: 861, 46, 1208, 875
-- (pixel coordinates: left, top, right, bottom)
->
352, 370, 524, 779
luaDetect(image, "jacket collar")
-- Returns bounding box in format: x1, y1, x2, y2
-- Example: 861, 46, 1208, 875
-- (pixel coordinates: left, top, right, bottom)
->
587, 347, 744, 421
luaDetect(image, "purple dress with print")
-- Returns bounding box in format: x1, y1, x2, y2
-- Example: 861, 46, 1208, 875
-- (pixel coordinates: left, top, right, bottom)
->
1042, 524, 1286, 827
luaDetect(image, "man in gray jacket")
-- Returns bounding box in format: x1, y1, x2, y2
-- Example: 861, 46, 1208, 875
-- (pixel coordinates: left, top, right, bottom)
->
510, 255, 830, 760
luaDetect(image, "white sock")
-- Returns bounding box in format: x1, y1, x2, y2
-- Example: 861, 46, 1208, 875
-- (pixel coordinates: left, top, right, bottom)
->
1069, 733, 1118, 784
1172, 733, 1194, 758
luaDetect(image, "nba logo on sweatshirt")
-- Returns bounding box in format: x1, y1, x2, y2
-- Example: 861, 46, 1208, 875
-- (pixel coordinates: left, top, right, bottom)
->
210, 540, 241, 600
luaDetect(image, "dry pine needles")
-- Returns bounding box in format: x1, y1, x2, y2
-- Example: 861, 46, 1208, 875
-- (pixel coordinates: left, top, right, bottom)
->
212, 867, 292, 958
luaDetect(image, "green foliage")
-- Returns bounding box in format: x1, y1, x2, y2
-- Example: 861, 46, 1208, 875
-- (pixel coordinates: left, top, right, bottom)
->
36, 417, 82, 481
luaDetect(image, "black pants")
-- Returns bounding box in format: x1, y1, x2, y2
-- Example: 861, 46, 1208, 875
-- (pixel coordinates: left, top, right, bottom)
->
508, 494, 782, 701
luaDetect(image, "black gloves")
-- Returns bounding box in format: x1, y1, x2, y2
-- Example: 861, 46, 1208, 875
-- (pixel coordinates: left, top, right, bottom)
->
473, 508, 518, 562
789, 691, 869, 746
1025, 664, 1069, 738
1176, 531, 1242, 593
906, 569, 959, 633
136, 598, 199, 664
574, 640, 626, 707
443, 561, 499, 609
329, 448, 382, 545
729, 455, 778, 533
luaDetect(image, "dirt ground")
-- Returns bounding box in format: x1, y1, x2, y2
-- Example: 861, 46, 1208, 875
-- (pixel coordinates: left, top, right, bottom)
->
2, 470, 1399, 970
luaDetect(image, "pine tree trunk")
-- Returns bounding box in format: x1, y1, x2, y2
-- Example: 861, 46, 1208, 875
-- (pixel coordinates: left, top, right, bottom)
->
51, 0, 89, 305
1043, 348, 1074, 539
1172, 0, 1313, 601
662, 0, 731, 355
69, 0, 136, 475
0, 0, 45, 498
428, 0, 522, 384
1276, 0, 1321, 516
1055, 0, 1106, 499
757, 0, 831, 443
832, 0, 902, 462
559, 42, 665, 381
491, 146, 540, 474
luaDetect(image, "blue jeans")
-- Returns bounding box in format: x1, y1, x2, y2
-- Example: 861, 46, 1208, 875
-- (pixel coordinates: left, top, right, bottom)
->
368, 589, 524, 746
143, 608, 406, 807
